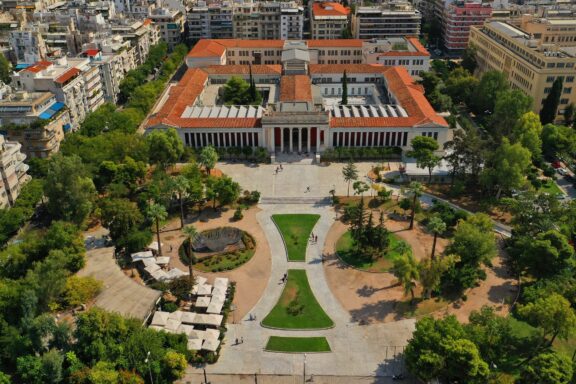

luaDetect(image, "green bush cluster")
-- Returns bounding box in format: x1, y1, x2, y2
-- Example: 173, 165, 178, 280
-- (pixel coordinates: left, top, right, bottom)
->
0, 179, 43, 246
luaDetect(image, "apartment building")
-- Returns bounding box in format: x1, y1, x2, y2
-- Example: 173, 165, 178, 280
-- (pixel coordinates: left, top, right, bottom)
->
9, 28, 48, 64
12, 57, 105, 129
0, 91, 70, 158
111, 20, 161, 66
353, 2, 421, 39
149, 8, 185, 50
0, 135, 29, 209
363, 37, 430, 77
435, 0, 492, 52
186, 39, 364, 68
187, 2, 234, 41
469, 21, 576, 120
310, 2, 350, 40
519, 15, 576, 46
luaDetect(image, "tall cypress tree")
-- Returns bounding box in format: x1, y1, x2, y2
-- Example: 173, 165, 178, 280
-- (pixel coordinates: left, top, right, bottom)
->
342, 70, 348, 105
540, 77, 563, 125
248, 65, 257, 101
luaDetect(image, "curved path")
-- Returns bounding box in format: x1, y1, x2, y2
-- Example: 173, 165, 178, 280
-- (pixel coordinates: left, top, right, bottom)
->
183, 203, 415, 379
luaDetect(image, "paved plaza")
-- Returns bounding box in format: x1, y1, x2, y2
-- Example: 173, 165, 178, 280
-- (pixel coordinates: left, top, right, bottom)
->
180, 202, 415, 381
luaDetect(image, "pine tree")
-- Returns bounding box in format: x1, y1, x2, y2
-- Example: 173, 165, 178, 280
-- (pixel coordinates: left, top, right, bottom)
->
540, 77, 563, 125
342, 70, 348, 105
248, 65, 257, 101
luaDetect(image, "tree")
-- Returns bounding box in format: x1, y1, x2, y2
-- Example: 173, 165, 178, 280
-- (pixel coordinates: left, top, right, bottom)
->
513, 230, 574, 279
199, 146, 218, 175
419, 71, 441, 95
541, 123, 576, 157
461, 44, 478, 73
491, 89, 532, 138
64, 276, 103, 307
146, 128, 184, 168
352, 180, 369, 197
89, 361, 119, 384
511, 111, 543, 161
427, 217, 446, 260
393, 251, 419, 301
0, 53, 12, 84
540, 77, 563, 125
222, 76, 262, 105
520, 352, 573, 384
518, 293, 576, 346
407, 136, 440, 184
100, 198, 144, 245
342, 159, 358, 196
147, 203, 167, 256
212, 176, 241, 208
0, 372, 10, 384
418, 255, 457, 298
171, 176, 189, 228
44, 154, 97, 225
471, 70, 509, 114
406, 181, 423, 230
182, 225, 198, 290
480, 138, 531, 199
444, 68, 478, 105
341, 70, 348, 105
162, 350, 187, 381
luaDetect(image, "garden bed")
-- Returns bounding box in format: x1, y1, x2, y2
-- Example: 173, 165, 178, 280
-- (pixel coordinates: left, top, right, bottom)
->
265, 336, 331, 353
262, 269, 333, 329
335, 230, 410, 273
271, 214, 320, 262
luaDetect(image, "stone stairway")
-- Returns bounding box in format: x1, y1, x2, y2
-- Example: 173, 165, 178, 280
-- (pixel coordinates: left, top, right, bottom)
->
259, 196, 331, 205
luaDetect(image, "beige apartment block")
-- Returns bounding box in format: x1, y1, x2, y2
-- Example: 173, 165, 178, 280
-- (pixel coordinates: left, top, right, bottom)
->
310, 2, 350, 40
150, 8, 185, 51
0, 91, 70, 159
520, 15, 576, 46
0, 135, 30, 209
470, 21, 576, 121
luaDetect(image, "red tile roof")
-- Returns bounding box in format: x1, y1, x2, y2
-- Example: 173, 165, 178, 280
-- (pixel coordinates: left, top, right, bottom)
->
187, 39, 284, 58
203, 64, 282, 75
187, 40, 227, 58
407, 37, 429, 56
84, 49, 100, 57
55, 68, 81, 84
309, 64, 387, 74
380, 37, 429, 57
280, 75, 312, 102
312, 2, 350, 17
23, 61, 52, 73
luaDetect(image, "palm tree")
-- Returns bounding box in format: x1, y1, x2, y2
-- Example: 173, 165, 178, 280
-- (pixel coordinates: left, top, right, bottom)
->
147, 203, 167, 256
171, 175, 190, 228
392, 250, 419, 303
182, 225, 198, 290
426, 217, 447, 260
407, 181, 423, 230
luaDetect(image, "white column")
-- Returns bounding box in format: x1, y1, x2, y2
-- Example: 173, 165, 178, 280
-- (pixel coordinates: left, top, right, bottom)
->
241, 132, 245, 147
317, 127, 321, 151
298, 128, 302, 152
215, 132, 219, 147
289, 128, 293, 152
307, 128, 311, 153
227, 132, 231, 147
335, 131, 339, 147
280, 129, 284, 152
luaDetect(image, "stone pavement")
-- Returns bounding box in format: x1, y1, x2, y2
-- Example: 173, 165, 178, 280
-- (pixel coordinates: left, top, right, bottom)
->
178, 373, 419, 384
181, 203, 415, 381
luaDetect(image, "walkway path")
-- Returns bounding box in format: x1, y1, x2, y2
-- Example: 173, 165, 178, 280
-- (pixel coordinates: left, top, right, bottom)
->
182, 203, 415, 380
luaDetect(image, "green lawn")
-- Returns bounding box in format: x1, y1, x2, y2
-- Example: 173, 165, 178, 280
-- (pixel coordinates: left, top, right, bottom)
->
272, 214, 320, 261
336, 230, 410, 272
265, 336, 331, 353
538, 179, 564, 196
262, 269, 334, 329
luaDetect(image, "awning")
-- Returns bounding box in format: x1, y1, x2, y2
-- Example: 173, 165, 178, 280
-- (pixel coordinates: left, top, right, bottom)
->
39, 102, 66, 120
51, 102, 65, 112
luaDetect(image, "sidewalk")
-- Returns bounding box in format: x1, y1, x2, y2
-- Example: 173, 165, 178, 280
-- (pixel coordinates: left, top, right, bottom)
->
177, 373, 419, 384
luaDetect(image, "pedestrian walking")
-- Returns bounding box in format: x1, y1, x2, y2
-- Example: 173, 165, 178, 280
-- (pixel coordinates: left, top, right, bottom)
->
241, 337, 244, 344
280, 164, 283, 171
315, 235, 318, 243
235, 338, 239, 345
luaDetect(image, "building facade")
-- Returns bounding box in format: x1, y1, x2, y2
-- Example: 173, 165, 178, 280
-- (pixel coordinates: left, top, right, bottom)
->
363, 37, 430, 77
310, 2, 350, 40
0, 91, 70, 158
469, 21, 576, 121
519, 15, 576, 46
149, 8, 185, 51
147, 42, 449, 161
353, 3, 421, 39
435, 0, 492, 52
0, 135, 29, 209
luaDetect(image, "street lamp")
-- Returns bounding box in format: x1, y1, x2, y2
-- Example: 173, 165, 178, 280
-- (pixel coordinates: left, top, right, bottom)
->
303, 353, 307, 384
144, 351, 154, 384
202, 364, 210, 384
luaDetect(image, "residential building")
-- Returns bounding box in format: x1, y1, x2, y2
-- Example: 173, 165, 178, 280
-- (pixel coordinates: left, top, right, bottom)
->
147, 42, 449, 161
353, 2, 422, 39
363, 37, 430, 77
111, 19, 161, 66
185, 39, 364, 68
187, 2, 234, 41
0, 135, 29, 208
469, 21, 576, 121
0, 91, 70, 158
435, 0, 492, 52
12, 57, 105, 129
519, 15, 576, 46
9, 27, 48, 63
310, 1, 350, 40
149, 8, 185, 51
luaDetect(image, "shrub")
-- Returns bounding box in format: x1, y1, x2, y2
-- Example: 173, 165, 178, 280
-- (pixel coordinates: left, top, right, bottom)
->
233, 207, 243, 221
64, 276, 103, 307
162, 302, 179, 313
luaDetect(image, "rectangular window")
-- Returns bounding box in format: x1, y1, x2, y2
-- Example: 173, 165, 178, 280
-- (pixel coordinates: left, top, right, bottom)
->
561, 98, 569, 104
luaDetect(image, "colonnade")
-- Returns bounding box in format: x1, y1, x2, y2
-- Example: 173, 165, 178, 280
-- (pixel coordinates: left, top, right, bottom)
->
184, 131, 261, 148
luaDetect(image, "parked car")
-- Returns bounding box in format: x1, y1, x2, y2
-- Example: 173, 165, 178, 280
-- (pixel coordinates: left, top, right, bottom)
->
557, 168, 568, 176
552, 161, 562, 169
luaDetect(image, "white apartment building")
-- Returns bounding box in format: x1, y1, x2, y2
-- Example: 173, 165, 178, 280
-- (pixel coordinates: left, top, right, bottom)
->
310, 1, 350, 40
0, 135, 29, 209
149, 8, 185, 51
12, 57, 105, 129
281, 2, 305, 40
353, 2, 422, 39
9, 28, 48, 64
111, 20, 161, 66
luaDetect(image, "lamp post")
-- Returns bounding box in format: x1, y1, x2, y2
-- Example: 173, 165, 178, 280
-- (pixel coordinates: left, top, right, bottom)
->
144, 351, 154, 384
303, 353, 307, 384
202, 365, 210, 384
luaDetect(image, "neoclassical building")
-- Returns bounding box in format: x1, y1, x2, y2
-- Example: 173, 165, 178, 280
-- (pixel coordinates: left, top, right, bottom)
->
145, 41, 449, 159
